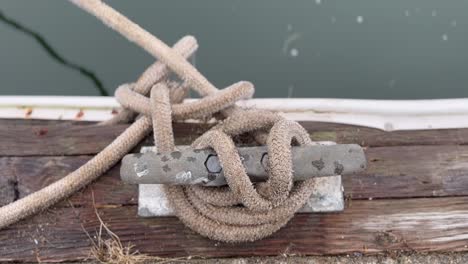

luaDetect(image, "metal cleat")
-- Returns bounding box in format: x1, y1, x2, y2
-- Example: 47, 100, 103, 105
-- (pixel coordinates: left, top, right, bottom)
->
120, 142, 366, 216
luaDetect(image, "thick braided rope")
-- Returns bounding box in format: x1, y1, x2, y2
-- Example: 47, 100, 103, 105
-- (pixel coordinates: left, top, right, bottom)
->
0, 34, 199, 229
0, 72, 254, 231
102, 35, 198, 125
0, 116, 152, 228
70, 0, 219, 97
0, 0, 318, 243
123, 84, 317, 242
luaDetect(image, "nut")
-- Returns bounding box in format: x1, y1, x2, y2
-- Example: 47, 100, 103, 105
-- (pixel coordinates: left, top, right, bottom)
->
205, 155, 222, 173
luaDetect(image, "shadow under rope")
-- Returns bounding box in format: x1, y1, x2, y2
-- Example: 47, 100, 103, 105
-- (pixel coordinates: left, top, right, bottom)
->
0, 10, 108, 96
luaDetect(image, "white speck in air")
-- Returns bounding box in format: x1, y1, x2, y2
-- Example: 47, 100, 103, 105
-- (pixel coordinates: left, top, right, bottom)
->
315, 0, 322, 5
287, 24, 293, 31
442, 34, 448, 41
356, 16, 364, 24
404, 10, 410, 17
290, 48, 299, 57
451, 20, 457, 27
331, 16, 337, 24
432, 10, 437, 17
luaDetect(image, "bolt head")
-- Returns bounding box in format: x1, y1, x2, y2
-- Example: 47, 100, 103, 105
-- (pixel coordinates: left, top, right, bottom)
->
205, 155, 222, 173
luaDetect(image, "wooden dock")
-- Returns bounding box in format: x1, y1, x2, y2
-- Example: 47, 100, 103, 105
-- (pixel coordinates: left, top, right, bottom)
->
1, 119, 468, 262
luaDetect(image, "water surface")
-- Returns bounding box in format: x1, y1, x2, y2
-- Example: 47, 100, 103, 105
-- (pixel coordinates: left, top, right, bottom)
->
1, 0, 467, 99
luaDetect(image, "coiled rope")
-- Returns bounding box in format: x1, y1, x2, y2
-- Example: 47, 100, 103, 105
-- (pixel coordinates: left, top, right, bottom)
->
0, 0, 317, 242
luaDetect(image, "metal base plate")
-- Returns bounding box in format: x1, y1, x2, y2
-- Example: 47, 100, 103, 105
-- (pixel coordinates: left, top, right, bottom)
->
137, 142, 345, 217
138, 176, 344, 217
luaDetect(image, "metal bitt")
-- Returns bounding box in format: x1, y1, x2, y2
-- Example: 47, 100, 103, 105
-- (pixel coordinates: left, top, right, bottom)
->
127, 142, 366, 217
121, 144, 366, 187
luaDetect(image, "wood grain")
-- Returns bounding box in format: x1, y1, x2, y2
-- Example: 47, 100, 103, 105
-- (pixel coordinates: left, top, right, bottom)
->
0, 158, 17, 206
1, 197, 468, 262
5, 156, 136, 207
2, 119, 468, 261
0, 121, 468, 156
4, 144, 468, 208
345, 145, 468, 199
303, 122, 468, 147
0, 122, 208, 156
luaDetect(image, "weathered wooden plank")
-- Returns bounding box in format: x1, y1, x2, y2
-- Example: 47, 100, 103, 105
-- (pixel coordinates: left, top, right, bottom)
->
0, 122, 208, 156
1, 197, 468, 262
6, 145, 468, 207
0, 158, 16, 206
8, 156, 136, 206
345, 145, 468, 199
2, 119, 468, 261
1, 121, 468, 156
303, 122, 468, 147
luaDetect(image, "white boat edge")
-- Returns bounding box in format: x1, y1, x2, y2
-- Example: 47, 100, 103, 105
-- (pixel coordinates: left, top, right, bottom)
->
1, 95, 468, 131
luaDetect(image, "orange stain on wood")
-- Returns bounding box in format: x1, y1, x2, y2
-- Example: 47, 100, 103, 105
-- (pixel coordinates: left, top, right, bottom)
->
75, 110, 85, 119
25, 108, 33, 118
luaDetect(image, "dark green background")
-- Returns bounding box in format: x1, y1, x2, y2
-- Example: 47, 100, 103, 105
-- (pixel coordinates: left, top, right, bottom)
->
1, 0, 467, 98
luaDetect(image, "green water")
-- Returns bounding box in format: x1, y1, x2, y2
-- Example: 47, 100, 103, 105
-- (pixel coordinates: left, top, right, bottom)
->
1, 0, 467, 99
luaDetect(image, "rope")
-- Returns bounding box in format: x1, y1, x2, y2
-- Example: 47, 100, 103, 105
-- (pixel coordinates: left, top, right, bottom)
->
0, 0, 318, 242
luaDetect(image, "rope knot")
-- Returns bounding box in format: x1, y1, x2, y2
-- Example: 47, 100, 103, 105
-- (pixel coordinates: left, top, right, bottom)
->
117, 82, 318, 242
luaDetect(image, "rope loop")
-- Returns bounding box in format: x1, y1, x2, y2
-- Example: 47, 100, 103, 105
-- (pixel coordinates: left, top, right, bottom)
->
117, 82, 319, 242
172, 110, 317, 241
111, 79, 320, 242
115, 81, 254, 121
